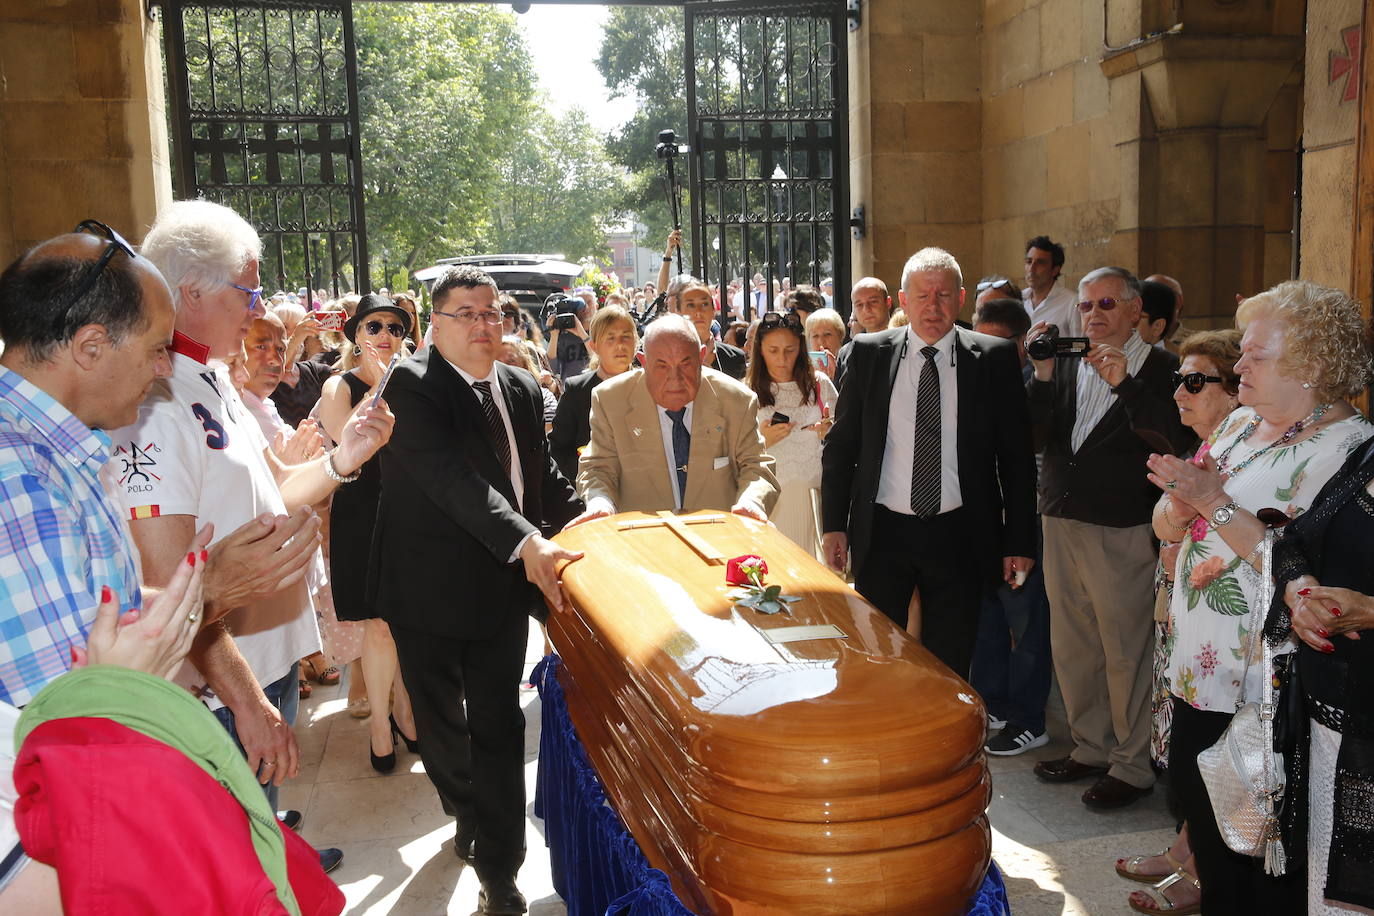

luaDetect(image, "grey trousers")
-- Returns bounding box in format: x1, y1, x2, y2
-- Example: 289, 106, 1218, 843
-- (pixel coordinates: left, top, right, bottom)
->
1041, 515, 1157, 788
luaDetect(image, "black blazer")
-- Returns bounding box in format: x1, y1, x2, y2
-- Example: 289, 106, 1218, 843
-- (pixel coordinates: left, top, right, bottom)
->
711, 341, 747, 380
1027, 345, 1192, 528
548, 369, 603, 483
821, 326, 1038, 579
368, 349, 583, 639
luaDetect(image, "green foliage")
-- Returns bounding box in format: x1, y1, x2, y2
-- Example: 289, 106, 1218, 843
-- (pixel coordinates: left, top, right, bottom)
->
596, 7, 688, 254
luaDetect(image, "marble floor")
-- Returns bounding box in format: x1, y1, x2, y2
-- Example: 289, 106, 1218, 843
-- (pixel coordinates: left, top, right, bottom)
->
283, 622, 1175, 915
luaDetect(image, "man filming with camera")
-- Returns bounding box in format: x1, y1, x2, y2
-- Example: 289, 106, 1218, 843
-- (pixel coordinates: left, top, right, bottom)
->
1025, 266, 1190, 810
544, 292, 594, 381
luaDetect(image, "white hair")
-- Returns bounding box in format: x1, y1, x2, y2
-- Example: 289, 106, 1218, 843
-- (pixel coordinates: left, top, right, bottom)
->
272, 301, 306, 329
642, 313, 700, 353
140, 200, 261, 311
900, 247, 963, 292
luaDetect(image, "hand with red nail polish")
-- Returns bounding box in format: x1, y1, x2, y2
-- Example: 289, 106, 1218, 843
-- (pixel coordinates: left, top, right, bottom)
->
82, 544, 206, 679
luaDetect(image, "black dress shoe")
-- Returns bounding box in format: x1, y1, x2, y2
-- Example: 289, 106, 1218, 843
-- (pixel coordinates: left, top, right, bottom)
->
277, 809, 303, 832
477, 876, 527, 914
1033, 755, 1108, 784
1082, 774, 1153, 809
318, 847, 344, 874
454, 828, 476, 862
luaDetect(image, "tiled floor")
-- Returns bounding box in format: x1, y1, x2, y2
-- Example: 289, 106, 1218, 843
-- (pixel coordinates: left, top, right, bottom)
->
284, 622, 1176, 914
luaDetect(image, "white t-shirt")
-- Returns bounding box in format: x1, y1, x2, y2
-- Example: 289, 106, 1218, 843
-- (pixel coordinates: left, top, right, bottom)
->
103, 349, 320, 709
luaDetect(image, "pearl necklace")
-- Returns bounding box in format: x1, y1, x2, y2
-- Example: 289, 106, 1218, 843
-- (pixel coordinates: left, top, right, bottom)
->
1214, 403, 1332, 478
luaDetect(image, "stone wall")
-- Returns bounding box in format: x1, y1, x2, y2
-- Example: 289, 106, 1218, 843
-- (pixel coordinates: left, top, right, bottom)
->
0, 0, 171, 262
1298, 0, 1362, 293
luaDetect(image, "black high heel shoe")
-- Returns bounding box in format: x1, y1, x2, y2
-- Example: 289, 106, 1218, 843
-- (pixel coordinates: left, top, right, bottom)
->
390, 714, 420, 754
370, 732, 396, 773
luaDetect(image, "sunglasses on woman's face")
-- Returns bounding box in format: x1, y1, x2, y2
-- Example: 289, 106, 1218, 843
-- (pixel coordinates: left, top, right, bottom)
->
365, 320, 407, 338
1172, 371, 1224, 394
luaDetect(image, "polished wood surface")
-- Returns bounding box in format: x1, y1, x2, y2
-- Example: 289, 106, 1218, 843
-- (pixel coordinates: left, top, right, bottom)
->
548, 511, 992, 915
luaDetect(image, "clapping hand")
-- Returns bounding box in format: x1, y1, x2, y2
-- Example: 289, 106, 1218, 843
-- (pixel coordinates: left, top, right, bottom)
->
1146, 451, 1228, 515
273, 418, 325, 464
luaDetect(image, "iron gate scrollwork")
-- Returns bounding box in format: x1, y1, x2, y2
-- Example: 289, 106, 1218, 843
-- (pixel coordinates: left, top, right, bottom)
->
161, 0, 369, 295
685, 0, 849, 319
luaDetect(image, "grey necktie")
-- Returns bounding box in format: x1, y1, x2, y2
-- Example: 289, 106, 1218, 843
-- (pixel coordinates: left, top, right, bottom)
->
472, 380, 511, 477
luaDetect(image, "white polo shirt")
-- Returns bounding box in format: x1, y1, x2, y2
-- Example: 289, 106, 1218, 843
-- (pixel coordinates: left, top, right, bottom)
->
103, 335, 320, 709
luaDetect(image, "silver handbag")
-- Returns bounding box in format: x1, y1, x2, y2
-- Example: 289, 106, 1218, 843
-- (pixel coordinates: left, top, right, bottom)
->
1197, 530, 1287, 874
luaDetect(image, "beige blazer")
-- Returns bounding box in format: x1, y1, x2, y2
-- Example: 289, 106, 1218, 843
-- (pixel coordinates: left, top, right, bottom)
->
577, 367, 780, 516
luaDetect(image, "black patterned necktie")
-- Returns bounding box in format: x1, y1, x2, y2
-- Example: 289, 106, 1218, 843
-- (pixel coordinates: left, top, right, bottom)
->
910, 346, 941, 518
666, 407, 690, 506
473, 380, 512, 477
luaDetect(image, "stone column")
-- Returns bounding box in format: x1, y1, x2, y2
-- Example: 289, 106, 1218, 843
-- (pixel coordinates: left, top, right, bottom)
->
0, 0, 172, 261
1100, 31, 1301, 327
848, 0, 982, 297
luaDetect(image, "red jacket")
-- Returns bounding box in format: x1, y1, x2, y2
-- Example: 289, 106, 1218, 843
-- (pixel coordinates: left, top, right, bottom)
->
14, 717, 344, 916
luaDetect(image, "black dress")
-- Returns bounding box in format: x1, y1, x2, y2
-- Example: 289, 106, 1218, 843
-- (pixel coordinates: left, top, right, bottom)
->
329, 373, 382, 621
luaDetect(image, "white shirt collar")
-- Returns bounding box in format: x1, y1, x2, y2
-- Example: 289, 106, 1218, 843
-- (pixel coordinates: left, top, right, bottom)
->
904, 325, 958, 363
445, 357, 499, 390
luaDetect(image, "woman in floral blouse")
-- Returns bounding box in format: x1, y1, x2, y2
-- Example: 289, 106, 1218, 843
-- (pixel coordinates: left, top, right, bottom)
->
1144, 281, 1372, 916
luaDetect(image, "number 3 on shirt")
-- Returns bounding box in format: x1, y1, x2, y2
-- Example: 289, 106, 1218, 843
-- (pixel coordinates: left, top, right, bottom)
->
191, 402, 229, 450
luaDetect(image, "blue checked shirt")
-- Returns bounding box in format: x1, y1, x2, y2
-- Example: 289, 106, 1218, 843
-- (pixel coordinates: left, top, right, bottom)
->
0, 367, 141, 706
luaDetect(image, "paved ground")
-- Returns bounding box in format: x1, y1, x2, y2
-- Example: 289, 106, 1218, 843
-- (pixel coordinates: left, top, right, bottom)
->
282, 621, 1174, 914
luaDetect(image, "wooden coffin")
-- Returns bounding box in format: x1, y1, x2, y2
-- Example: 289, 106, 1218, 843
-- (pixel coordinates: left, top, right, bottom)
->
548, 510, 991, 915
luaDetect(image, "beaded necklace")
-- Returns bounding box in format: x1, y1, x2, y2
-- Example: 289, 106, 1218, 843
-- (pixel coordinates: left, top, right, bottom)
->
1214, 403, 1332, 478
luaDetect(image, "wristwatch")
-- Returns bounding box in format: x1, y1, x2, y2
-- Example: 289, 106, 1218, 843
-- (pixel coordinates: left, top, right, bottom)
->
1209, 502, 1240, 527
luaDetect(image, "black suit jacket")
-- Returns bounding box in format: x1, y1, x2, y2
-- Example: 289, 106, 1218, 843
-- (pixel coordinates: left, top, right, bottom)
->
548, 369, 603, 483
821, 326, 1038, 579
711, 341, 747, 380
368, 349, 583, 639
1027, 345, 1192, 527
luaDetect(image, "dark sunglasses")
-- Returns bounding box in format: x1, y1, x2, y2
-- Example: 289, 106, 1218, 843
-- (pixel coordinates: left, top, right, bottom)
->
759, 310, 803, 333
364, 319, 407, 338
1172, 371, 1224, 394
1076, 297, 1122, 313
65, 219, 136, 314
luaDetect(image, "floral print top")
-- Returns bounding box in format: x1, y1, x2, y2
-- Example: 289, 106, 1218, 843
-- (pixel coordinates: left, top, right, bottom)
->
1168, 407, 1372, 712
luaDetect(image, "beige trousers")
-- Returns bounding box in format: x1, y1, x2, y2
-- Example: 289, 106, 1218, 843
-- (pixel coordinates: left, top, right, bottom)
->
1041, 515, 1158, 789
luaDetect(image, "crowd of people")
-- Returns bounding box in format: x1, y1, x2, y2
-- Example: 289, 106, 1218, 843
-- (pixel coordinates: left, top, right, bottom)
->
1, 204, 1372, 916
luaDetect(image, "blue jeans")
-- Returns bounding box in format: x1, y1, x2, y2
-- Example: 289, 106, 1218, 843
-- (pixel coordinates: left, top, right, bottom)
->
212, 662, 299, 810
969, 562, 1052, 734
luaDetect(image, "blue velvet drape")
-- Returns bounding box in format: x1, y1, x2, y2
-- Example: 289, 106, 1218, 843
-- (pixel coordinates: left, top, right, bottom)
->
532, 654, 1011, 916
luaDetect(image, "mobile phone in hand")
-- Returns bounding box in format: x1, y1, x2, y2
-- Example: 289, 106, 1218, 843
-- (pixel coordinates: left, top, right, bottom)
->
372, 353, 402, 408
770, 411, 791, 425
318, 310, 345, 332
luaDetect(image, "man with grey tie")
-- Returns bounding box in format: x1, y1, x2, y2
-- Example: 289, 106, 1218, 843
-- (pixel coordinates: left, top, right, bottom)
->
821, 247, 1037, 678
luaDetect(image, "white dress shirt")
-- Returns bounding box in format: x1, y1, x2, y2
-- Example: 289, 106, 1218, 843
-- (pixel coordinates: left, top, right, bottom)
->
1022, 283, 1080, 336
1070, 330, 1152, 452
656, 402, 694, 509
876, 326, 962, 516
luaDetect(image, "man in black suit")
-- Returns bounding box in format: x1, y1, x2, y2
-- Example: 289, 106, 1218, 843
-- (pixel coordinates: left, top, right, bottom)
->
370, 265, 584, 914
1025, 266, 1191, 810
669, 275, 746, 380
821, 247, 1037, 679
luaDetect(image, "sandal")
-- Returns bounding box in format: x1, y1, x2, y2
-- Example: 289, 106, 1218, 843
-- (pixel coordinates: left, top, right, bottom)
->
1115, 848, 1181, 883
317, 665, 341, 686
298, 678, 313, 700
348, 697, 371, 719
1128, 867, 1201, 915
301, 655, 341, 686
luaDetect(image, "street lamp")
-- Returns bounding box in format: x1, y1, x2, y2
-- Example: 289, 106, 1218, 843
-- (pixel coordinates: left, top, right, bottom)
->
771, 165, 788, 287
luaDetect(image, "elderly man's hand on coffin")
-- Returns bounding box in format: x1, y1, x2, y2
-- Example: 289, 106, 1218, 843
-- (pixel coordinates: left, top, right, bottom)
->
520, 534, 584, 612
730, 501, 768, 524
821, 531, 849, 573
563, 507, 611, 530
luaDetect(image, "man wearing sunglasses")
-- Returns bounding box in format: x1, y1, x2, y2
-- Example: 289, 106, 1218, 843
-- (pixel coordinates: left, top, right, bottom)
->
106, 201, 396, 874
1025, 266, 1192, 810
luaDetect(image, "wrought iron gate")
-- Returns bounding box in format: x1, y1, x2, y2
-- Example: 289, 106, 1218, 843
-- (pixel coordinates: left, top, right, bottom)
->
161, 0, 369, 295
685, 0, 848, 319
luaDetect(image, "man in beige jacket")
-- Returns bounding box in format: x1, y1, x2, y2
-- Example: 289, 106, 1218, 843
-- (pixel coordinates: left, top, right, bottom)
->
569, 315, 778, 524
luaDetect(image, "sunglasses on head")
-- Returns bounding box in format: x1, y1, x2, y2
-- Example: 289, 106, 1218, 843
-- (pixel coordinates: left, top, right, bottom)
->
64, 219, 136, 314
758, 310, 803, 333
1173, 371, 1224, 394
364, 319, 407, 338
976, 279, 1018, 296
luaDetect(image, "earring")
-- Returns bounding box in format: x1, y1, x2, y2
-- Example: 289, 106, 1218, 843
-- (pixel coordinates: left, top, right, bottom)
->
1302, 382, 1312, 390
353, 344, 362, 357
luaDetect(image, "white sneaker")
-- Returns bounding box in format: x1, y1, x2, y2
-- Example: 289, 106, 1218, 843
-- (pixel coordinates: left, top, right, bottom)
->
987, 713, 1007, 731
985, 726, 1049, 756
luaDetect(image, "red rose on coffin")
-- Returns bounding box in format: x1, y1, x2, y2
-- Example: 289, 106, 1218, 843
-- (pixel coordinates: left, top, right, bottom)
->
726, 555, 768, 587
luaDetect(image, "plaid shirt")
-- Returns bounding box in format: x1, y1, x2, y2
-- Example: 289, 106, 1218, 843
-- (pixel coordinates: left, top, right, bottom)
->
0, 367, 141, 706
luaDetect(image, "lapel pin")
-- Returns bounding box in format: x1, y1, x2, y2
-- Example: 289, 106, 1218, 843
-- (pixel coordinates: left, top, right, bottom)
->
632, 427, 643, 437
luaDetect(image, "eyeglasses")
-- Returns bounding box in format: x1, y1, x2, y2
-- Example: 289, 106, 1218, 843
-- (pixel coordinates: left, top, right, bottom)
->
1076, 297, 1122, 313
364, 320, 407, 338
64, 219, 136, 314
229, 282, 264, 314
1173, 371, 1224, 394
758, 311, 803, 333
432, 307, 504, 325
976, 279, 1018, 296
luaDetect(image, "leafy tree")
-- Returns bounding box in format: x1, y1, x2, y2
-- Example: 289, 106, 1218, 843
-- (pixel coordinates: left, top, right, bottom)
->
488, 107, 627, 263
354, 4, 537, 281
595, 7, 688, 259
